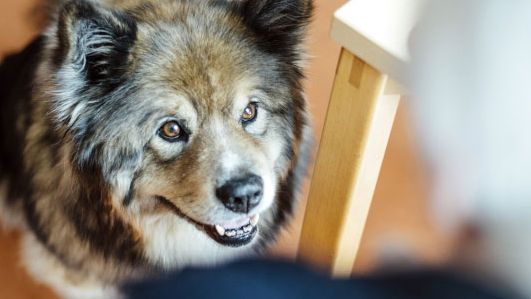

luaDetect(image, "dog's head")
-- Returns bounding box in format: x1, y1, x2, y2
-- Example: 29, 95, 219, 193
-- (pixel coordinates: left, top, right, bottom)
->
44, 0, 312, 269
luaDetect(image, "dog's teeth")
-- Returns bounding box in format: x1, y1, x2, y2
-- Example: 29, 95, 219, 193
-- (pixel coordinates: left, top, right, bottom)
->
250, 214, 260, 226
226, 230, 236, 237
243, 225, 252, 232
215, 225, 225, 236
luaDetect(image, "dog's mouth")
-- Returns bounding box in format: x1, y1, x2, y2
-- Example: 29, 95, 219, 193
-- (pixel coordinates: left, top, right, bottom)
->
155, 196, 259, 247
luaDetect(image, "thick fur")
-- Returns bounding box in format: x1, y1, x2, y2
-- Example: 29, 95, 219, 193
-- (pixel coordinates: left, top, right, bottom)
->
0, 0, 313, 297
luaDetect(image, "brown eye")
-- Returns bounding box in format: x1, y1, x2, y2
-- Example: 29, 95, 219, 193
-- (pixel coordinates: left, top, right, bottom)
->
159, 120, 182, 142
241, 102, 258, 123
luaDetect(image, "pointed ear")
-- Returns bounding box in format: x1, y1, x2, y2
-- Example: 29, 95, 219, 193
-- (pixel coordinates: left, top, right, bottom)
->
54, 0, 137, 85
235, 0, 313, 57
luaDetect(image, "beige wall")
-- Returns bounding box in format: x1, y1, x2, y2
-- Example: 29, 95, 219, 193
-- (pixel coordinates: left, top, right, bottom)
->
0, 0, 40, 57
0, 1, 451, 297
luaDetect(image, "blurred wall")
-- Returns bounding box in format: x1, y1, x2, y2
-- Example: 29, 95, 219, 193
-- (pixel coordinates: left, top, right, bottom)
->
0, 0, 40, 57
0, 0, 451, 298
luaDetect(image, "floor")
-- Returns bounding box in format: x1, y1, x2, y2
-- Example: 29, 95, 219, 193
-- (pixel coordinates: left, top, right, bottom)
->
0, 0, 452, 297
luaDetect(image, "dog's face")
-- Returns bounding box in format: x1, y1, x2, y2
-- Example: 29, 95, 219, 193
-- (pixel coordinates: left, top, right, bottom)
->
43, 0, 312, 269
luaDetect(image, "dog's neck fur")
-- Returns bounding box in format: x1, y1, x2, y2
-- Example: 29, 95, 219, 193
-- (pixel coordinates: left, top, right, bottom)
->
0, 37, 150, 297
0, 37, 44, 211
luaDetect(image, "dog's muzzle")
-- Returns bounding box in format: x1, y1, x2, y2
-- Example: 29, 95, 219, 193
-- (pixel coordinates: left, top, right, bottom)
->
157, 171, 263, 247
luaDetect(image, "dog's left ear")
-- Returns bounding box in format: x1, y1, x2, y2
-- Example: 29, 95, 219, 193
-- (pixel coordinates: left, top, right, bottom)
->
234, 0, 314, 57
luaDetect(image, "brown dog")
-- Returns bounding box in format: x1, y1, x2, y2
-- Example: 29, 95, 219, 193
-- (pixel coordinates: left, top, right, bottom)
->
0, 0, 313, 297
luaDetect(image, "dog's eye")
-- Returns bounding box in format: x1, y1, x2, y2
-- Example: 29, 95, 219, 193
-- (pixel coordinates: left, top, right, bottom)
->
159, 120, 183, 142
241, 103, 258, 123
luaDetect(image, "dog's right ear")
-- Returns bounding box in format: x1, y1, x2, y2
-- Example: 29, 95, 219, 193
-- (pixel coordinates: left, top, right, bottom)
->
53, 0, 137, 85
232, 0, 314, 58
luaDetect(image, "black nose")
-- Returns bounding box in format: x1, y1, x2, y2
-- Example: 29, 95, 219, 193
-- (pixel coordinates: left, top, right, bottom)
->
216, 175, 263, 214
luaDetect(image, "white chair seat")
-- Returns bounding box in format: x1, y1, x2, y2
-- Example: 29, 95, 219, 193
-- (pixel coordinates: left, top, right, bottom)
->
331, 0, 424, 92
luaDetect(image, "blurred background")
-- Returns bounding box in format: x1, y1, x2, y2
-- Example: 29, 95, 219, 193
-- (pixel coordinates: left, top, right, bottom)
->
0, 0, 455, 297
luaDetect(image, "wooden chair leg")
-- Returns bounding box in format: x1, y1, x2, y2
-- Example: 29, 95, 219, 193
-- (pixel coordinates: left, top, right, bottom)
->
297, 48, 400, 277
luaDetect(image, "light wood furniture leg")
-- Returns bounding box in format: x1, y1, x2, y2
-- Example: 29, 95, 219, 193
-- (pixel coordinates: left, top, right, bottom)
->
298, 49, 400, 277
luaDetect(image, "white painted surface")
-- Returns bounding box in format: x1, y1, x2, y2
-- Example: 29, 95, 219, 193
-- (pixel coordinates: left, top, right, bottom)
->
331, 0, 424, 87
410, 1, 531, 296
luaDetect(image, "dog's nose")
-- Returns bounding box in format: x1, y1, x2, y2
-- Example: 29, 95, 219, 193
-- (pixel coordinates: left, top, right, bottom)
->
216, 175, 263, 214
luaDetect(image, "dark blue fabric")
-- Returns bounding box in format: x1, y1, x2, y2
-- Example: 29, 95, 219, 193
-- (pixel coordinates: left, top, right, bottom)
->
125, 260, 517, 299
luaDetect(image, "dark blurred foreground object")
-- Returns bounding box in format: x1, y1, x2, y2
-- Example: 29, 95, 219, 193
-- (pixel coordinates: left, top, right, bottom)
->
125, 260, 517, 299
